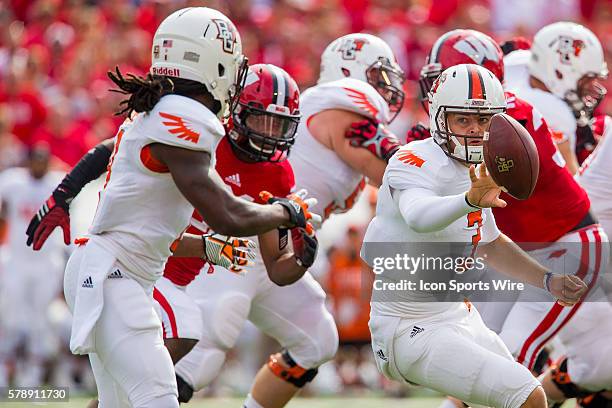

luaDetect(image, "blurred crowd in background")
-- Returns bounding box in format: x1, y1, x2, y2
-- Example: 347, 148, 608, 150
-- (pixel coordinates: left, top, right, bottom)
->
0, 0, 610, 399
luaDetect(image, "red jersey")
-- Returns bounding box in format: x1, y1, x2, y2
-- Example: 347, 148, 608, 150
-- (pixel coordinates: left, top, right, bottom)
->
492, 92, 590, 243
163, 137, 295, 286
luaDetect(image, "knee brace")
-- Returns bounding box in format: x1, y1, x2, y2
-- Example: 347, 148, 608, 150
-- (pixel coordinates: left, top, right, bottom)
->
176, 374, 193, 404
267, 349, 318, 388
551, 357, 597, 399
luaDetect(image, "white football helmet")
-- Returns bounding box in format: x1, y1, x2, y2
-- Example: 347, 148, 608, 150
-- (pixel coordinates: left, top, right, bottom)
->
318, 33, 406, 121
429, 64, 506, 164
150, 7, 248, 120
529, 22, 608, 117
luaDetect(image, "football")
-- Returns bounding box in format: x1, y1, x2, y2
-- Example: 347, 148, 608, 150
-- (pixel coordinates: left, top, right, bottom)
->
483, 113, 539, 200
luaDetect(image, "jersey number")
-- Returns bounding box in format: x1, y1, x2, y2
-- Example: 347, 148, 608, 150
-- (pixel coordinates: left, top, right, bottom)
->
467, 210, 483, 257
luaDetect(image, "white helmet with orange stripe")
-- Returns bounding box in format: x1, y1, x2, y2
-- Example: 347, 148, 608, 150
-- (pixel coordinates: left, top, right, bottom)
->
429, 64, 506, 163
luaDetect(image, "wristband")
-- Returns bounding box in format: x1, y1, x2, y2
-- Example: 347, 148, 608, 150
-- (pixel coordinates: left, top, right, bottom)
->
464, 193, 482, 210
543, 271, 553, 293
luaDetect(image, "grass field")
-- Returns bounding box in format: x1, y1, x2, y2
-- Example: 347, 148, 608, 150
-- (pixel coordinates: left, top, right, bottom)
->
0, 396, 443, 408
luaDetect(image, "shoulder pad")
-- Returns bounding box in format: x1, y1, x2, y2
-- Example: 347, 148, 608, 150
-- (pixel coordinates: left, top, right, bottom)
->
385, 139, 445, 191
142, 94, 224, 153
311, 78, 390, 123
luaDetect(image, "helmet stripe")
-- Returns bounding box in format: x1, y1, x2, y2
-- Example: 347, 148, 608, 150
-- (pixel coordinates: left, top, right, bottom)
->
431, 30, 456, 63
270, 65, 287, 106
467, 65, 486, 99
270, 66, 279, 106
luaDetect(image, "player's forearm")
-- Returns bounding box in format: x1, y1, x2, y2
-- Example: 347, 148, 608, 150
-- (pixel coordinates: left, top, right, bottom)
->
478, 233, 547, 289
557, 140, 579, 175
216, 197, 290, 236
171, 233, 203, 258
267, 253, 307, 286
396, 189, 473, 233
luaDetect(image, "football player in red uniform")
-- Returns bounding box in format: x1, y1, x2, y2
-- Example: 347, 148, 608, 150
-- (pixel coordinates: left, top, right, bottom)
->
27, 64, 324, 408
348, 29, 612, 406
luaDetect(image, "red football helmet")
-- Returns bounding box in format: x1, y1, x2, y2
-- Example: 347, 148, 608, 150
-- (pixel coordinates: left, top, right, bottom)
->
419, 29, 504, 110
229, 64, 301, 162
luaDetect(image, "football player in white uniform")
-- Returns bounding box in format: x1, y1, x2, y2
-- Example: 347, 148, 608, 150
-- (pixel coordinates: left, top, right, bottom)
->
0, 145, 65, 386
362, 63, 588, 408
504, 22, 608, 174
56, 8, 315, 408
289, 33, 406, 219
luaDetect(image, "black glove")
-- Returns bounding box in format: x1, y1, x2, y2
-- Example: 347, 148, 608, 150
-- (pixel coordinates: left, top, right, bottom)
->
259, 189, 321, 232
291, 227, 318, 268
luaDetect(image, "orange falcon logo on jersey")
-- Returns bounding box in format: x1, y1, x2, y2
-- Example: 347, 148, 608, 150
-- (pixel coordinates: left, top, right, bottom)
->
397, 150, 425, 167
343, 87, 379, 118
159, 112, 200, 144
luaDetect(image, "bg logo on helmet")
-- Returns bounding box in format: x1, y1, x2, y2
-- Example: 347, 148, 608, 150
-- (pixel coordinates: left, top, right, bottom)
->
337, 38, 367, 60
552, 35, 585, 65
213, 19, 236, 54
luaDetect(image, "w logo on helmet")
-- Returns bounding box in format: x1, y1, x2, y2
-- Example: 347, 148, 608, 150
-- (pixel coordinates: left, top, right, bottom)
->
337, 38, 367, 60
213, 19, 236, 54
453, 35, 500, 65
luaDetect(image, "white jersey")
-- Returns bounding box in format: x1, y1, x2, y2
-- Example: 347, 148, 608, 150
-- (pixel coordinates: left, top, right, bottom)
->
290, 78, 389, 218
576, 115, 612, 221
88, 94, 223, 283
0, 167, 64, 265
363, 139, 500, 319
504, 50, 577, 148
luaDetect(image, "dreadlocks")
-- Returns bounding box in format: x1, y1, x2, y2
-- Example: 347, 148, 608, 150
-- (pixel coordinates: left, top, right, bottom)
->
107, 66, 214, 117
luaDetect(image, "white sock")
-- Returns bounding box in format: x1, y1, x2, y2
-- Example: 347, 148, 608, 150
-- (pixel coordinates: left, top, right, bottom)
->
243, 393, 265, 408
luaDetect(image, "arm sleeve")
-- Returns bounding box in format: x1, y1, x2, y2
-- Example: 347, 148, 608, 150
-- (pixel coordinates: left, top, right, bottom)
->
481, 208, 501, 243
57, 143, 112, 203
394, 188, 474, 233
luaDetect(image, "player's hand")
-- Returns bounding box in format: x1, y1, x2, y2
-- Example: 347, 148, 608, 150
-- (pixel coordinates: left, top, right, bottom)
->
548, 274, 588, 306
259, 189, 321, 235
466, 164, 507, 208
345, 119, 401, 162
25, 190, 71, 250
499, 37, 532, 56
291, 227, 318, 268
202, 233, 257, 274
406, 123, 431, 143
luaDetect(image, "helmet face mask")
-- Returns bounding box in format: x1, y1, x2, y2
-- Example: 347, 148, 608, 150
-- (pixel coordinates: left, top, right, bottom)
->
231, 103, 300, 162
429, 64, 506, 164
418, 62, 442, 111
434, 109, 498, 164
366, 57, 406, 122
565, 73, 608, 119
226, 56, 250, 120
229, 64, 301, 163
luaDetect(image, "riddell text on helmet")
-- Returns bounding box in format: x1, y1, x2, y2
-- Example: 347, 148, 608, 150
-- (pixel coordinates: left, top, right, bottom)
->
151, 67, 181, 77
